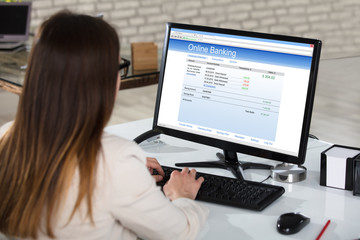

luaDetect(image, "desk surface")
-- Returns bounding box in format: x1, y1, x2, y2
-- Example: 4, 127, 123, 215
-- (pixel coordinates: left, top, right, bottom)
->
105, 118, 360, 240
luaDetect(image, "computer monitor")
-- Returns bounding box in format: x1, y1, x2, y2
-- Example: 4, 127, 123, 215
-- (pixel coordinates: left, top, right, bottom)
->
0, 1, 32, 49
135, 22, 321, 180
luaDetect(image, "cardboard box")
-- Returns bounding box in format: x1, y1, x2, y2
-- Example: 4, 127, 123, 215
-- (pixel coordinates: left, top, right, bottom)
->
131, 42, 158, 71
320, 144, 360, 190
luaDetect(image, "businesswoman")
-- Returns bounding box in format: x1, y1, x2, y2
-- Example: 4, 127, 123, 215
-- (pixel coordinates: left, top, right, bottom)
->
0, 11, 207, 239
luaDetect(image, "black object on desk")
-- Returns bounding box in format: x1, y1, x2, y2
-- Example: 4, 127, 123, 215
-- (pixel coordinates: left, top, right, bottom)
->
277, 212, 310, 235
320, 144, 360, 190
0, 2, 32, 49
154, 165, 285, 211
353, 154, 360, 196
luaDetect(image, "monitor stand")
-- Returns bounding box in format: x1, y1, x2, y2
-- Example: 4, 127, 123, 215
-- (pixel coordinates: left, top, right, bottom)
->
134, 131, 273, 181
175, 150, 273, 181
271, 163, 307, 183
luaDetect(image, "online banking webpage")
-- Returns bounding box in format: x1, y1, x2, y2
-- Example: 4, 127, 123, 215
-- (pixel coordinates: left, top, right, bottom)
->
157, 28, 314, 156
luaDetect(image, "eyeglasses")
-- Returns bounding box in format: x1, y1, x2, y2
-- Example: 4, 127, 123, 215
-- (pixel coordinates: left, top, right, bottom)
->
119, 57, 130, 78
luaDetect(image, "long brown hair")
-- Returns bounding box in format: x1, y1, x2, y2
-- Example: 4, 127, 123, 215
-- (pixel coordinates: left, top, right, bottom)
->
0, 11, 120, 238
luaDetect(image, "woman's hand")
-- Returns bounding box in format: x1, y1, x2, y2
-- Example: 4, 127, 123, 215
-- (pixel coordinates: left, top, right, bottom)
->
146, 157, 164, 182
163, 167, 204, 201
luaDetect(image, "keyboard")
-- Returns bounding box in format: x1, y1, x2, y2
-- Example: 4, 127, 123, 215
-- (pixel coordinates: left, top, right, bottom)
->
154, 166, 285, 211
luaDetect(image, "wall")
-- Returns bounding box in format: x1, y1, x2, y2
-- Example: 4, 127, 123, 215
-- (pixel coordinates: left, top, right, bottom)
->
31, 0, 360, 59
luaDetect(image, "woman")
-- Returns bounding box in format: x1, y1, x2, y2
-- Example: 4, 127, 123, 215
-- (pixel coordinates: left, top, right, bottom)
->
0, 11, 208, 239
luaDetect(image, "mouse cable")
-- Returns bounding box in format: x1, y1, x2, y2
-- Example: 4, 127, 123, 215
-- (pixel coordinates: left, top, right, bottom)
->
260, 174, 272, 183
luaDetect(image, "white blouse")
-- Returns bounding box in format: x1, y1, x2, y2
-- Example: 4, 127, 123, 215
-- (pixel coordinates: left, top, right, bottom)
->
0, 123, 208, 240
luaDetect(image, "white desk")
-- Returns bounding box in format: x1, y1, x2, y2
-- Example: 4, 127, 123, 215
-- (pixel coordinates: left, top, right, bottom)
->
105, 118, 360, 240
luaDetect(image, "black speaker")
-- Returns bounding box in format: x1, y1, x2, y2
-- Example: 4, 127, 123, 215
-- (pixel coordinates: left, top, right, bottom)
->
353, 154, 360, 196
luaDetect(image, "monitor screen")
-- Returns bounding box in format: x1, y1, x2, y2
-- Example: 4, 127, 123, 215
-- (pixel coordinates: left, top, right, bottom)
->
0, 2, 32, 42
151, 22, 321, 169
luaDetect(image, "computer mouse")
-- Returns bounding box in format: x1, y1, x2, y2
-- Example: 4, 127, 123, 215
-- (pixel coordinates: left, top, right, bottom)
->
276, 212, 310, 235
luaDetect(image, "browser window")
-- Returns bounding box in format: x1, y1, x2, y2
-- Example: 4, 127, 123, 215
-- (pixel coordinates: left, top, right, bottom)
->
157, 28, 315, 156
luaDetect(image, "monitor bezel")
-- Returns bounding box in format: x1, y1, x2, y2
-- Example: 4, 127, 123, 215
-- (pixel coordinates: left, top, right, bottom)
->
153, 22, 322, 165
0, 2, 32, 43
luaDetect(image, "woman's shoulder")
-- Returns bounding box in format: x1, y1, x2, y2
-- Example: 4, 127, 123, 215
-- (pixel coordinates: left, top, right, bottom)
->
97, 131, 150, 199
100, 131, 146, 164
101, 131, 134, 145
101, 131, 141, 151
